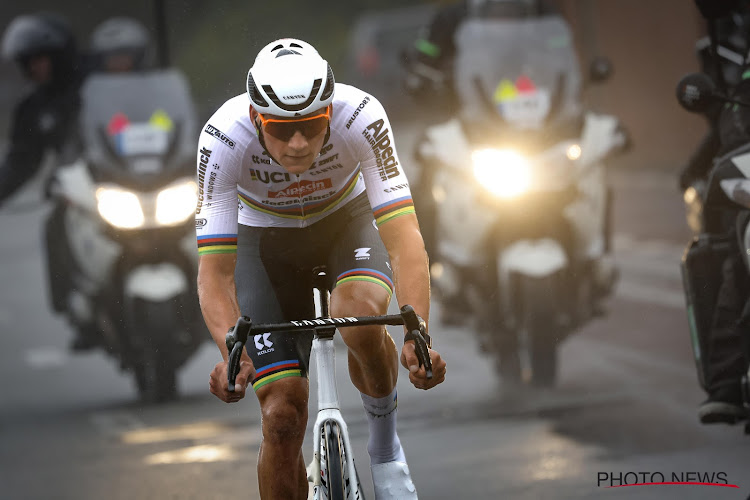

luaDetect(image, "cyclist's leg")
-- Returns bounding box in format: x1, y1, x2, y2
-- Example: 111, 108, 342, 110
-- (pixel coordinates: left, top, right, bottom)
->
326, 197, 397, 397
236, 225, 316, 499
326, 196, 411, 469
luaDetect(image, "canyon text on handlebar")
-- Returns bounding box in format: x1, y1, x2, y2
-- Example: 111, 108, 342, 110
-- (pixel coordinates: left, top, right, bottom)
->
225, 304, 432, 391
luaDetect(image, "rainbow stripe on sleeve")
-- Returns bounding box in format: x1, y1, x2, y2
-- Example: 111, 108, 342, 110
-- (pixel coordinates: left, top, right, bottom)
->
373, 196, 415, 227
252, 360, 303, 391
336, 268, 394, 296
197, 234, 238, 255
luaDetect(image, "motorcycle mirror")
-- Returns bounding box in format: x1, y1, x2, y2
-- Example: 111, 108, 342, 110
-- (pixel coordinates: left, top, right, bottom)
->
675, 73, 718, 113
589, 57, 613, 84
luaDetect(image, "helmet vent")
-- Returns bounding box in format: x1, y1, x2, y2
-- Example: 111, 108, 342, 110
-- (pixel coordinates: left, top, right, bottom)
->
290, 42, 303, 49
275, 48, 301, 58
271, 44, 284, 51
247, 72, 269, 107
320, 64, 335, 101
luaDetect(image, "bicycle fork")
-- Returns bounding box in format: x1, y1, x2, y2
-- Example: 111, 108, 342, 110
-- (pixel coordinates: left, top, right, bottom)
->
308, 333, 363, 500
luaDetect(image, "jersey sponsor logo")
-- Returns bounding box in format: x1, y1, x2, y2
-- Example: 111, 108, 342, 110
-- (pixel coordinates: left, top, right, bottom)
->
355, 248, 371, 260
196, 146, 213, 214
204, 124, 236, 149
319, 143, 333, 155
384, 183, 408, 194
252, 154, 272, 165
310, 163, 343, 176
317, 153, 339, 166
250, 168, 292, 184
363, 119, 400, 181
268, 178, 333, 198
195, 218, 207, 228
346, 96, 371, 129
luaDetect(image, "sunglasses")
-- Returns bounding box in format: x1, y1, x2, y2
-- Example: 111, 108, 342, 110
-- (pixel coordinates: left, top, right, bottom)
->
258, 106, 331, 142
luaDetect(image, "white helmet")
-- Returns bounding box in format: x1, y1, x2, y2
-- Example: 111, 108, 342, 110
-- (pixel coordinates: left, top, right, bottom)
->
247, 38, 335, 117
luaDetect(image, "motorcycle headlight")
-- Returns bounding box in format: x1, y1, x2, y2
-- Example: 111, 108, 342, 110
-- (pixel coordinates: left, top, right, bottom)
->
472, 149, 531, 198
96, 187, 144, 228
566, 144, 582, 161
156, 180, 199, 226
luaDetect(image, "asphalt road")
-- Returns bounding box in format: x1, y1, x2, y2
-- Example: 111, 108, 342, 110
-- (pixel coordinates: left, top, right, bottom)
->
0, 150, 749, 499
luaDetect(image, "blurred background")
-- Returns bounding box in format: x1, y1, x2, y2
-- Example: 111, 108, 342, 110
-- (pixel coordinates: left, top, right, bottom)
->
0, 0, 708, 171
1, 1, 749, 500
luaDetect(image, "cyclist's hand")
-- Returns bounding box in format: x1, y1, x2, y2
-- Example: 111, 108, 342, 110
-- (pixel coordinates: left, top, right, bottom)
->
209, 359, 254, 403
401, 343, 446, 390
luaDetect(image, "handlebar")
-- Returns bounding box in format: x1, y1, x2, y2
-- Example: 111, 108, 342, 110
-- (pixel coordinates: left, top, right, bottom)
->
226, 304, 433, 391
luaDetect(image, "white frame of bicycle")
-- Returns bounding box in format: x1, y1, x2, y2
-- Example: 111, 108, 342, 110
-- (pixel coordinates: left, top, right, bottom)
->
308, 335, 362, 499
307, 288, 363, 500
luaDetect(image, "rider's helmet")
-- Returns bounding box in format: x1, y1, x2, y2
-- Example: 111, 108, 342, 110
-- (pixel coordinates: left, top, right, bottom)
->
89, 17, 151, 72
1, 13, 76, 81
246, 38, 335, 117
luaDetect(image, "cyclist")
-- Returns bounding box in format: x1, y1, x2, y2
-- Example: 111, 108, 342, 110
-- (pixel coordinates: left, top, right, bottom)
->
198, 38, 447, 499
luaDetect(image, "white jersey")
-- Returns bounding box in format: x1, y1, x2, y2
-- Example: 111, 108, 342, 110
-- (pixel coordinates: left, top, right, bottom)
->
195, 83, 414, 255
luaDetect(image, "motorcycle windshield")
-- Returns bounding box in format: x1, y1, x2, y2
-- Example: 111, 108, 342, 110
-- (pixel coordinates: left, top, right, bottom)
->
79, 69, 198, 185
453, 15, 582, 132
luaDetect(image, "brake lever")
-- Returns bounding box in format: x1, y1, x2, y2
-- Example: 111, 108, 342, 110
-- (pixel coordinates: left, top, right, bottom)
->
404, 327, 433, 379
400, 305, 433, 379
226, 316, 252, 392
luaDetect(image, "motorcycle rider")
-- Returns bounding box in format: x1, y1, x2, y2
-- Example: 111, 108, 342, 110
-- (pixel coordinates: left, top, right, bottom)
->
679, 0, 750, 424
89, 16, 152, 73
0, 13, 92, 348
0, 13, 83, 204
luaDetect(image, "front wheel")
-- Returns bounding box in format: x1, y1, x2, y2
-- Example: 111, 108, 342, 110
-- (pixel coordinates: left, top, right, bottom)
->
521, 275, 563, 387
127, 299, 182, 403
320, 421, 346, 500
133, 356, 178, 403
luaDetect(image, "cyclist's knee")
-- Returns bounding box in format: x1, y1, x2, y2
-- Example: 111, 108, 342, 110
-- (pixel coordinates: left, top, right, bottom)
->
258, 382, 308, 445
331, 280, 389, 318
332, 282, 390, 348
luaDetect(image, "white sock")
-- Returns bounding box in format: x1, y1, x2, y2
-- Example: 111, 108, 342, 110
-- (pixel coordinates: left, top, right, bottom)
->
360, 388, 406, 465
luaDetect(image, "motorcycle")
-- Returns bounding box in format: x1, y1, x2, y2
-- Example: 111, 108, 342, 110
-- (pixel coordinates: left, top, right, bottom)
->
411, 14, 627, 386
676, 73, 750, 431
48, 69, 205, 402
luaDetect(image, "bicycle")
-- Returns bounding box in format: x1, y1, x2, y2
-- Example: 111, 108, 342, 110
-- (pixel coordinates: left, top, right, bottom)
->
225, 268, 433, 500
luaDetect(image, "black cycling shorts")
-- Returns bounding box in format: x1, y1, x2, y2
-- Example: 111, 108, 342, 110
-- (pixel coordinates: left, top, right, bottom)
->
235, 193, 393, 391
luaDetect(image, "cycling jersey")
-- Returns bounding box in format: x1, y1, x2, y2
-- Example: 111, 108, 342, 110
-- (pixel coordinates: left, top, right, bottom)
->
195, 83, 415, 255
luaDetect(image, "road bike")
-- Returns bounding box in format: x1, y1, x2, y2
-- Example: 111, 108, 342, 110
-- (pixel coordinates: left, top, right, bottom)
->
226, 268, 432, 499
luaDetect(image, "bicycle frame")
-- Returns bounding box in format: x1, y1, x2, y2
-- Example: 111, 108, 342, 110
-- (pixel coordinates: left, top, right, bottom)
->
308, 282, 362, 498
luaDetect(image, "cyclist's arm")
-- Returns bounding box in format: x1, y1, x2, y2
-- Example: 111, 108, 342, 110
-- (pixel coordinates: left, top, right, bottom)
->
351, 91, 430, 328
378, 214, 430, 329
198, 254, 243, 361
194, 106, 244, 360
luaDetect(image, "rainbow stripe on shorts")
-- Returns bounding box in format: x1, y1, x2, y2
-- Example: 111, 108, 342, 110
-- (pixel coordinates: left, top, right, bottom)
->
252, 359, 302, 391
336, 268, 394, 296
